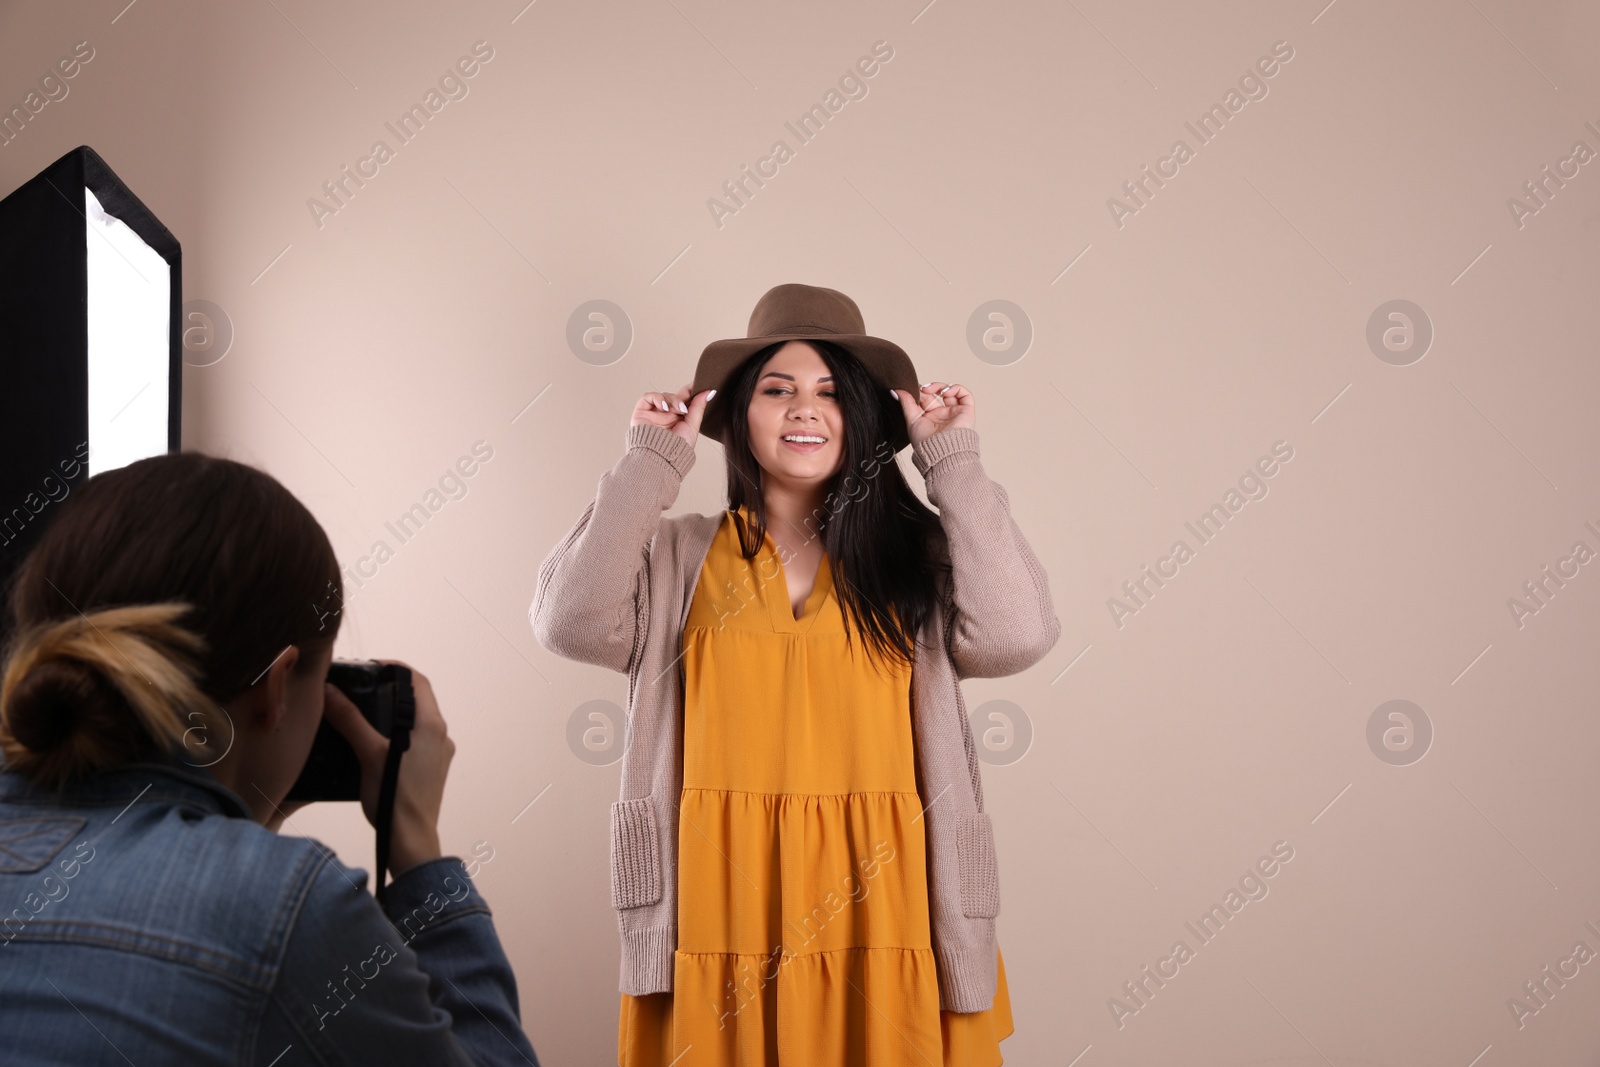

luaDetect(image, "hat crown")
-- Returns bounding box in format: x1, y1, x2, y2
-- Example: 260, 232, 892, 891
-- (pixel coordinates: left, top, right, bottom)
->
747, 283, 865, 340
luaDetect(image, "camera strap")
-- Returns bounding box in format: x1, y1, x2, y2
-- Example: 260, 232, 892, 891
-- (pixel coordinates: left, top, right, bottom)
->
373, 665, 416, 908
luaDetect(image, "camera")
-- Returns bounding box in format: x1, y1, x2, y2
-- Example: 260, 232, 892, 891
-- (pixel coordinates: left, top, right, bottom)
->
286, 659, 414, 803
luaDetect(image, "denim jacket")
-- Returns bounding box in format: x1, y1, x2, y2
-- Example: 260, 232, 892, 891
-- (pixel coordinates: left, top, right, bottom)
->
0, 756, 540, 1066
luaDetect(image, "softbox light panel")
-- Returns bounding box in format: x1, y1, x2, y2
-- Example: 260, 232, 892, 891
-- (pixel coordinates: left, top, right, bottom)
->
0, 144, 181, 627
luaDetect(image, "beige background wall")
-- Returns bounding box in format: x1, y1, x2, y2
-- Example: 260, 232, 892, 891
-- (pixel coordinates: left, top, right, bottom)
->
5, 0, 1599, 1062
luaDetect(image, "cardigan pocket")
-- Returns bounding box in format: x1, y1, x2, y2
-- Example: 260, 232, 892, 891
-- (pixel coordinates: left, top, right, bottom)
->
610, 796, 663, 909
955, 811, 1001, 918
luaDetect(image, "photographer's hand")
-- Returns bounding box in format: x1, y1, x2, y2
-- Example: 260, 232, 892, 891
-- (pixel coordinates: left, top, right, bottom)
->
322, 663, 454, 879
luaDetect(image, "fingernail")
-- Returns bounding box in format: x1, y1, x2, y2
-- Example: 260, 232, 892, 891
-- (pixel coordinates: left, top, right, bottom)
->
889, 389, 898, 399
706, 390, 716, 400
678, 402, 688, 413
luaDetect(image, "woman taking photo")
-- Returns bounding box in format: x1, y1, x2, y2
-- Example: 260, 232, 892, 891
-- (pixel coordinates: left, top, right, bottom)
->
0, 452, 539, 1066
531, 283, 1060, 1065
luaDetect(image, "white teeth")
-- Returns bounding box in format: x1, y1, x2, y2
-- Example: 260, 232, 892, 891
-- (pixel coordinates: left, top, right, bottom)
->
783, 435, 826, 443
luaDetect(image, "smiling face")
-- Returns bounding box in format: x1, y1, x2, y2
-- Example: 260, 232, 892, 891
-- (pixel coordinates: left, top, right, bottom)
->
745, 340, 846, 490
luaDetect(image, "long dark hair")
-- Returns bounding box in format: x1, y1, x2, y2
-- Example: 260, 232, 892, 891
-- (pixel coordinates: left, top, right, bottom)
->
717, 338, 948, 673
0, 452, 342, 789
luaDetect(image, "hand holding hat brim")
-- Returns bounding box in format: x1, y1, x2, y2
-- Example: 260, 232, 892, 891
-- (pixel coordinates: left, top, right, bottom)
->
893, 381, 976, 448
632, 383, 717, 447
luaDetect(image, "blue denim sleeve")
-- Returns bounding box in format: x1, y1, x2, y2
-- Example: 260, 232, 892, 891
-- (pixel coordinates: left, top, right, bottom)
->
260, 851, 540, 1066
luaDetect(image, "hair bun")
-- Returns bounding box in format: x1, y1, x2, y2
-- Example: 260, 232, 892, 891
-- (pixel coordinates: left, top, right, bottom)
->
0, 604, 210, 788
4, 657, 98, 752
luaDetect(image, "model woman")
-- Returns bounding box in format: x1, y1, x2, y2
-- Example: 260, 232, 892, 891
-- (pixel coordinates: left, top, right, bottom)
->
531, 284, 1060, 1066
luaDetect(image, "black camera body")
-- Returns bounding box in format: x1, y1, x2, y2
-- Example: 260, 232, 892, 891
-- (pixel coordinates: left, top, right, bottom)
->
287, 659, 413, 803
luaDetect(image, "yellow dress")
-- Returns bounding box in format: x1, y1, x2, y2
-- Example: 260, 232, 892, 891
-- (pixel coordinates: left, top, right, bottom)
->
618, 506, 1013, 1066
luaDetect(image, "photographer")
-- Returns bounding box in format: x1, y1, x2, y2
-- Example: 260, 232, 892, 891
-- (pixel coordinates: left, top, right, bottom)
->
0, 452, 539, 1066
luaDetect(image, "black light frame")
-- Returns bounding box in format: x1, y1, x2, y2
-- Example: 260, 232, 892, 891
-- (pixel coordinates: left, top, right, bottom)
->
0, 144, 181, 631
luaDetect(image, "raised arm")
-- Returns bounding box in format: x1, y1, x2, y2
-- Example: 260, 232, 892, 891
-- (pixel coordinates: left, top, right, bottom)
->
911, 426, 1061, 680
529, 421, 697, 674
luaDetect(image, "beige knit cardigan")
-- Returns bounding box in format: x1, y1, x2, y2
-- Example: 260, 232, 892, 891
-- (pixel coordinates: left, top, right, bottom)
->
529, 420, 1060, 1012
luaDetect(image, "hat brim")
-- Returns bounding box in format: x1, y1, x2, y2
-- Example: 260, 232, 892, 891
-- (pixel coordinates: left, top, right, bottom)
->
692, 332, 919, 452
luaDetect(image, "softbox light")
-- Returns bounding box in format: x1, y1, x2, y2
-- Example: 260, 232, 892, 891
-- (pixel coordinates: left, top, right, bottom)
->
0, 144, 181, 626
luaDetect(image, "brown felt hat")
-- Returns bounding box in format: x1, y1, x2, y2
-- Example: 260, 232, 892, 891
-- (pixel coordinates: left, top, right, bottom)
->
692, 283, 920, 452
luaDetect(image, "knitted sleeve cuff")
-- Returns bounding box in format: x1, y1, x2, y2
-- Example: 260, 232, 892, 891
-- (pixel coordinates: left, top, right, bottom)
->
911, 426, 981, 478
627, 421, 698, 480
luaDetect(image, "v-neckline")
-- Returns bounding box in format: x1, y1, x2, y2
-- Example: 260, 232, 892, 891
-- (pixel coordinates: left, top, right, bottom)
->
739, 508, 832, 631
773, 549, 831, 628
